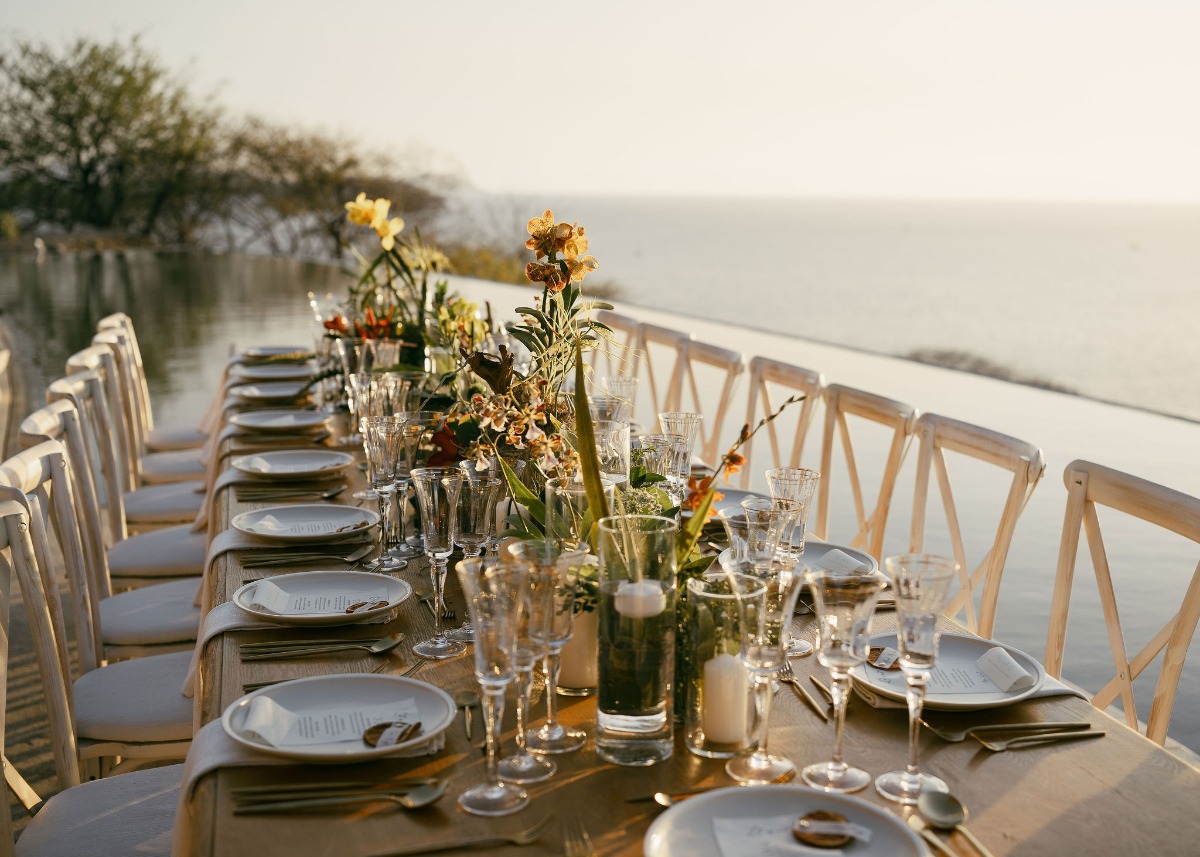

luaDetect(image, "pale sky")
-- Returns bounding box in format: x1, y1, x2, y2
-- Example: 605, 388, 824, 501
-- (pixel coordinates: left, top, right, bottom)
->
6, 0, 1200, 201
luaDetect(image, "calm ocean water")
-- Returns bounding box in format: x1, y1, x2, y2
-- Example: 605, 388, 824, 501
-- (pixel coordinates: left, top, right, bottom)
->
2, 195, 1199, 752
447, 195, 1200, 422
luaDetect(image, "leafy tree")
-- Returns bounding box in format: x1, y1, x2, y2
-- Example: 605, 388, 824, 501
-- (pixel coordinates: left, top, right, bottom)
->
0, 35, 219, 238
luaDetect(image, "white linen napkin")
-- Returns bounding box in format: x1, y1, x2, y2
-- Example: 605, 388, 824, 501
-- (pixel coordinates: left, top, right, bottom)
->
811, 548, 871, 574
171, 720, 442, 857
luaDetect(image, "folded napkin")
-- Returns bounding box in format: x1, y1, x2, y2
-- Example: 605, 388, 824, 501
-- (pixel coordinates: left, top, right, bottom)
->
810, 548, 871, 574
172, 719, 442, 857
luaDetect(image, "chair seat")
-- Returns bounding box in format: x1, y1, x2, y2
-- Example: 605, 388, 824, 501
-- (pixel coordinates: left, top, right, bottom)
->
138, 449, 206, 485
108, 524, 206, 581
15, 763, 179, 857
72, 650, 194, 743
100, 578, 201, 646
147, 420, 206, 452
124, 480, 205, 525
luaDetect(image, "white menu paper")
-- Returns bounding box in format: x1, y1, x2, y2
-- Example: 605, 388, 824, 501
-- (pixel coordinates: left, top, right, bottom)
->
712, 816, 853, 857
246, 580, 388, 615
240, 695, 420, 747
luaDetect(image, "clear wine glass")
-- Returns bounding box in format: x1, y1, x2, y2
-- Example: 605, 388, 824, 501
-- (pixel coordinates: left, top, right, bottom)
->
497, 554, 557, 784
360, 415, 405, 571
743, 496, 811, 657
446, 476, 503, 642
390, 410, 440, 560
875, 553, 959, 805
722, 568, 805, 783
637, 433, 689, 509
508, 540, 588, 754
802, 569, 887, 792
455, 557, 529, 816
658, 411, 702, 486
410, 467, 466, 660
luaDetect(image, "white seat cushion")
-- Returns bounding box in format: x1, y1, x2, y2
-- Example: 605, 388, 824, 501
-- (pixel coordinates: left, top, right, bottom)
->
139, 449, 206, 485
108, 525, 206, 580
73, 651, 194, 743
147, 420, 206, 452
123, 481, 205, 525
100, 578, 201, 646
16, 764, 179, 857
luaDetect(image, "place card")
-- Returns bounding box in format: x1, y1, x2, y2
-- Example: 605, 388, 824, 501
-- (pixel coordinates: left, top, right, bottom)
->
245, 579, 388, 616
243, 457, 318, 474
813, 549, 871, 574
240, 695, 420, 747
712, 815, 864, 856
976, 646, 1036, 691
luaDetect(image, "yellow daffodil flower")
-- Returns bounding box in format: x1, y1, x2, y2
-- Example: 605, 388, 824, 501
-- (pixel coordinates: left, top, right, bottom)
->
375, 215, 404, 251
345, 192, 376, 226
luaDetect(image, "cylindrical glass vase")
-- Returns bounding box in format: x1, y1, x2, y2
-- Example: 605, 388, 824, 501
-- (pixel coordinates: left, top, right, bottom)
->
595, 515, 678, 766
684, 574, 754, 758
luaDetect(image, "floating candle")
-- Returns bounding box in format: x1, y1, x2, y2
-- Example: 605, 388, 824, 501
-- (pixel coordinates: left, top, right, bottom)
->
614, 579, 667, 617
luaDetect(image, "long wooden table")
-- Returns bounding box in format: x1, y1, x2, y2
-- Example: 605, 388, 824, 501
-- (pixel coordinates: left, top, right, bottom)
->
185, 419, 1200, 857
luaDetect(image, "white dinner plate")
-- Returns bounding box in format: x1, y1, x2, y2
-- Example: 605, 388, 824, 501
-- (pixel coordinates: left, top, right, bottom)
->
232, 363, 315, 382
232, 381, 310, 403
643, 784, 926, 857
717, 539, 881, 577
222, 675, 455, 763
232, 504, 378, 543
229, 409, 331, 434
242, 345, 308, 359
232, 571, 411, 626
231, 450, 354, 481
851, 632, 1047, 711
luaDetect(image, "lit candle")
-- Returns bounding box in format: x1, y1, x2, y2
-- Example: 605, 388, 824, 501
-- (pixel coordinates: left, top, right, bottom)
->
702, 652, 748, 744
614, 580, 666, 617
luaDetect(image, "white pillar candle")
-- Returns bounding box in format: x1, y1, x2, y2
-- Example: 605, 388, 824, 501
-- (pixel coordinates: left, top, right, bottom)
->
701, 653, 748, 744
614, 580, 666, 617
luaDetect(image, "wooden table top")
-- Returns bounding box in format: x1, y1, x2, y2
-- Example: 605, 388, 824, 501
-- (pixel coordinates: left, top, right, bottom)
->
185, 417, 1200, 857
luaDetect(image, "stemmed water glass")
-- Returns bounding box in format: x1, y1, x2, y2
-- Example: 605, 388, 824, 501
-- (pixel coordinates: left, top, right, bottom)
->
497, 555, 557, 784
544, 476, 615, 550
802, 569, 887, 792
360, 415, 405, 571
455, 557, 529, 816
410, 467, 466, 659
352, 372, 412, 503
637, 433, 689, 508
446, 476, 503, 643
722, 568, 805, 783
508, 540, 588, 754
875, 553, 959, 804
390, 410, 440, 561
658, 411, 702, 488
743, 496, 811, 657
765, 467, 821, 569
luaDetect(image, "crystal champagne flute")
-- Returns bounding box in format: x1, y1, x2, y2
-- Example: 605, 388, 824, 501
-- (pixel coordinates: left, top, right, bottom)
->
455, 557, 529, 816
875, 553, 959, 804
802, 569, 887, 792
410, 467, 465, 659
722, 568, 805, 783
360, 415, 405, 571
447, 476, 503, 642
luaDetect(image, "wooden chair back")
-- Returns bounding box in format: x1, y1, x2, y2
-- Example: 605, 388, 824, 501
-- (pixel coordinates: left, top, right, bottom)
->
590, 310, 640, 379
97, 312, 156, 435
1045, 460, 1200, 745
0, 348, 13, 460
815, 384, 917, 561
93, 329, 150, 476
739, 356, 824, 488
635, 322, 690, 422
674, 338, 746, 466
908, 413, 1045, 639
68, 342, 139, 491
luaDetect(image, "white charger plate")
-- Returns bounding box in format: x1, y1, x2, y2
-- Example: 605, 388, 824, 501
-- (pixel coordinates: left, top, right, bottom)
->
232, 504, 378, 543
229, 409, 331, 434
232, 363, 315, 382
233, 381, 309, 403
233, 571, 411, 626
222, 675, 455, 762
644, 784, 926, 857
851, 632, 1047, 711
232, 450, 354, 481
242, 345, 308, 358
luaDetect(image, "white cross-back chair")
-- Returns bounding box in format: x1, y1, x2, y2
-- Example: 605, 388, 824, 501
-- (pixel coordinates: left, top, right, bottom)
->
590, 309, 640, 379
62, 348, 205, 528
673, 338, 746, 467
38, 373, 206, 589
0, 441, 193, 773
18, 402, 200, 656
97, 312, 208, 452
908, 413, 1045, 639
90, 329, 205, 486
634, 322, 690, 425
815, 384, 917, 561
1045, 460, 1200, 746
739, 356, 824, 489
0, 499, 179, 857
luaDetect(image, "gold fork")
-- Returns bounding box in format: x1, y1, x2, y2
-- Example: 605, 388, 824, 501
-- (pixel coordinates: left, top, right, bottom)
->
777, 661, 829, 722
562, 813, 595, 857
